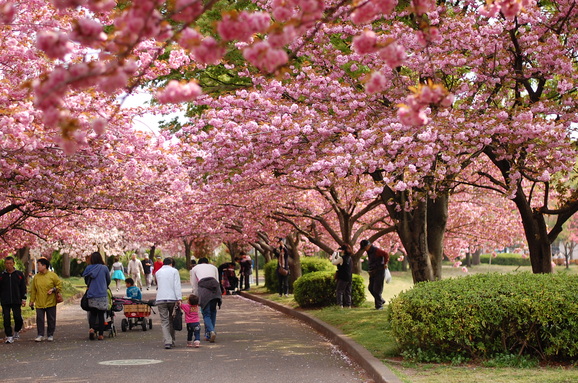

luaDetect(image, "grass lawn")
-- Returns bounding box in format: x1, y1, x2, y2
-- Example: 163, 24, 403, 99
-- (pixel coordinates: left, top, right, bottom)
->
249, 263, 578, 383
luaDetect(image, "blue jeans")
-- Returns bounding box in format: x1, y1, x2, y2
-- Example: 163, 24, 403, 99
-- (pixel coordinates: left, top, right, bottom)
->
186, 322, 201, 342
201, 299, 218, 338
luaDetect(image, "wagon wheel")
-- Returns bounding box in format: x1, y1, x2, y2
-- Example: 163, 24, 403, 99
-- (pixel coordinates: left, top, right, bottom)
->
148, 318, 152, 330
141, 319, 147, 331
121, 318, 128, 332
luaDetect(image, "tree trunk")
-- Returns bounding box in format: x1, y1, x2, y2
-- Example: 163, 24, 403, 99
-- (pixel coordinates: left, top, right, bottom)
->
427, 194, 448, 280
472, 248, 481, 265
16, 247, 32, 284
149, 244, 156, 260
285, 232, 302, 288
511, 186, 552, 273
397, 200, 435, 283
183, 239, 193, 269
371, 172, 437, 283
62, 252, 71, 278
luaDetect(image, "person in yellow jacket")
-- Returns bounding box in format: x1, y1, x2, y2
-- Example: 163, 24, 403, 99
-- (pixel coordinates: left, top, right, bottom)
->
29, 257, 62, 342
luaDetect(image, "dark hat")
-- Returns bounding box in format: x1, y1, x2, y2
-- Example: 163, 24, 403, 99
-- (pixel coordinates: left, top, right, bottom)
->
360, 240, 371, 248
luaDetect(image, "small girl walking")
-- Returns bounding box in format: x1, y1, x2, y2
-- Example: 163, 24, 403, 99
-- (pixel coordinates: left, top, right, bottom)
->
181, 294, 201, 348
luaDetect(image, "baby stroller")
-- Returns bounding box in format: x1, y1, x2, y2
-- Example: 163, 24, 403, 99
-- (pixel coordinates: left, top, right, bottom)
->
103, 298, 125, 337
118, 298, 156, 332
88, 293, 123, 338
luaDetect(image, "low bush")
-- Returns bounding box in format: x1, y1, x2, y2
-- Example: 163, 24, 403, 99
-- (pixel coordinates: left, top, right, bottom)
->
293, 271, 366, 308
300, 256, 335, 274
479, 253, 531, 266
387, 272, 578, 362
264, 257, 334, 293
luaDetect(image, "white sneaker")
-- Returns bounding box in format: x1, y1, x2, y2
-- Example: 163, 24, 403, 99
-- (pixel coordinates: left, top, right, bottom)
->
34, 336, 43, 342
5, 337, 14, 344
13, 332, 20, 340
47, 336, 54, 342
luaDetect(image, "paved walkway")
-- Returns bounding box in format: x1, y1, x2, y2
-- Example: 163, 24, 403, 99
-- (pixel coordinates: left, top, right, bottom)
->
3, 286, 374, 383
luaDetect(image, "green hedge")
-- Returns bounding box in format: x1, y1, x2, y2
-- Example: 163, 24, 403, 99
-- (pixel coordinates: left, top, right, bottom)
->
479, 253, 531, 266
264, 257, 334, 293
387, 272, 578, 362
293, 271, 366, 308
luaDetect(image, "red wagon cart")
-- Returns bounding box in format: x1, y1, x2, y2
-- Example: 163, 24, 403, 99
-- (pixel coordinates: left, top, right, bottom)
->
117, 298, 156, 332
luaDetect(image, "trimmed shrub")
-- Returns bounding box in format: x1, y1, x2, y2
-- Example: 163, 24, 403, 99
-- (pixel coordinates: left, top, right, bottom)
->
387, 272, 578, 362
300, 256, 335, 274
479, 253, 531, 266
293, 271, 366, 308
264, 257, 335, 293
264, 260, 280, 293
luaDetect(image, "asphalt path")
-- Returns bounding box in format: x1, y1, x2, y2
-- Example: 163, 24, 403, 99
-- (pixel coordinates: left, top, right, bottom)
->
2, 285, 373, 383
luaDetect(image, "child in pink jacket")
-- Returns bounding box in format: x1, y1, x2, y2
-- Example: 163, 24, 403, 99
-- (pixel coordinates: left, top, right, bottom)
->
181, 294, 201, 347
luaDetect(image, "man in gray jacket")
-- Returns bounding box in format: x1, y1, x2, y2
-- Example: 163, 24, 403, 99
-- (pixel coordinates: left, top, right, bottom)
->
190, 257, 222, 343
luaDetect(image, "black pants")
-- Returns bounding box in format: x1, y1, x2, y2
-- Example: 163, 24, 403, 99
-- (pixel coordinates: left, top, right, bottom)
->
89, 308, 106, 336
278, 272, 289, 295
2, 303, 23, 337
36, 306, 57, 337
336, 280, 352, 307
368, 269, 385, 309
240, 273, 250, 290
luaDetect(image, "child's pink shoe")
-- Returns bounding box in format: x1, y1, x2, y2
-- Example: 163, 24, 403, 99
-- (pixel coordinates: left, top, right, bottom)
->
193, 340, 200, 348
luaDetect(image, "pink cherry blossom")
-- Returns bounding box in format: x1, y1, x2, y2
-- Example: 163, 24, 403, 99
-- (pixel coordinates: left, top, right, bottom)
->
156, 80, 202, 104
36, 30, 73, 60
172, 0, 203, 23
352, 30, 379, 54
365, 71, 387, 94
243, 41, 288, 73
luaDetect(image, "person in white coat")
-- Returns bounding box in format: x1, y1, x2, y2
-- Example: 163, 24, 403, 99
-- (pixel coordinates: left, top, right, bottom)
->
155, 258, 182, 349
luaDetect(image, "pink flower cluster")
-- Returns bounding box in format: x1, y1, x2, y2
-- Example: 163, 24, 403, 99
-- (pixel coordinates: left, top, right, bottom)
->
271, 0, 324, 25
243, 41, 288, 73
156, 80, 202, 104
480, 0, 533, 19
351, 0, 398, 24
36, 30, 73, 60
218, 11, 271, 42
398, 82, 454, 126
353, 31, 407, 68
69, 18, 107, 47
172, 0, 203, 23
178, 28, 225, 65
51, 0, 114, 12
0, 1, 15, 23
412, 0, 436, 16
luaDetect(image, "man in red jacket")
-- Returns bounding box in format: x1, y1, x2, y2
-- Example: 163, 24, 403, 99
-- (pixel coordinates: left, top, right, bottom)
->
360, 240, 390, 310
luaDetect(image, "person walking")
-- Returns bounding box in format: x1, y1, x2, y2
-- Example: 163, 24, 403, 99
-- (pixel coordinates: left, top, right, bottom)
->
0, 256, 27, 343
152, 255, 163, 287
110, 257, 125, 292
155, 257, 182, 349
181, 293, 201, 348
127, 253, 144, 290
359, 240, 390, 310
141, 254, 153, 290
29, 257, 62, 342
238, 252, 252, 291
331, 244, 353, 308
276, 245, 290, 297
190, 257, 221, 343
82, 251, 111, 341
